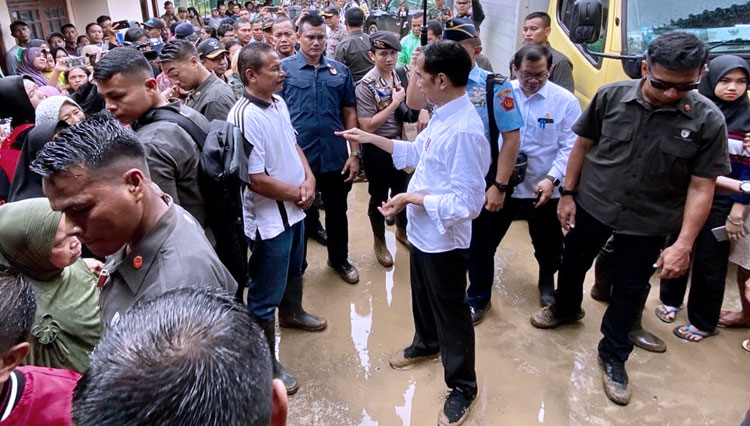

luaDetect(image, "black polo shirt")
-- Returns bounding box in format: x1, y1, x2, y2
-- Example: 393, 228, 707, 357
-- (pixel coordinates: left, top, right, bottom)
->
573, 79, 730, 236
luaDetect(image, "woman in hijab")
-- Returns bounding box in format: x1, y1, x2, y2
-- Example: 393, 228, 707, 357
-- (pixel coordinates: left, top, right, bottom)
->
16, 46, 49, 87
8, 120, 69, 201
34, 96, 85, 127
0, 198, 101, 373
656, 55, 750, 343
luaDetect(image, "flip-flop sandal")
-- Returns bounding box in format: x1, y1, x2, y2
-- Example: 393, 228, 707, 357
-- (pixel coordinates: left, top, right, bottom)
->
655, 303, 683, 323
743, 339, 750, 353
673, 323, 718, 342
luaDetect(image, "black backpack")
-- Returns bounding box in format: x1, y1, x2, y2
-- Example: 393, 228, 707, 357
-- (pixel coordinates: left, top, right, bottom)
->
140, 108, 253, 229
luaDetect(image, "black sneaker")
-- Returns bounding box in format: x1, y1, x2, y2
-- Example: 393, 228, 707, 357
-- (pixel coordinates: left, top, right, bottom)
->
438, 388, 476, 426
598, 354, 631, 405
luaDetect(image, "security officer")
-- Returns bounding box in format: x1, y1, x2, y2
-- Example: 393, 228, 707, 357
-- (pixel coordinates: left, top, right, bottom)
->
31, 112, 238, 329
421, 19, 523, 325
530, 32, 729, 406
355, 31, 410, 267
334, 7, 374, 84
281, 13, 361, 284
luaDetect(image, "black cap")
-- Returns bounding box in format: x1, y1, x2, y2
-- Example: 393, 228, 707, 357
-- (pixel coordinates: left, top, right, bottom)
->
197, 38, 228, 59
321, 6, 340, 17
143, 18, 166, 30
442, 18, 477, 42
370, 31, 401, 51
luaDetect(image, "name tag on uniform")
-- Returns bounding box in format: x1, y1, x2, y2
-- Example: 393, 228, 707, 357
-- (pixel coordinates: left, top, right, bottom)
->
538, 117, 554, 129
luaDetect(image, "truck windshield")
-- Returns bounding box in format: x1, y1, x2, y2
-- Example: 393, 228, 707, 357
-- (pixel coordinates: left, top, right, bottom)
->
626, 0, 750, 53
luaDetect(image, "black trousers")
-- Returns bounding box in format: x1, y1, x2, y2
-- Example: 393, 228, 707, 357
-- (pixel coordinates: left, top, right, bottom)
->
467, 197, 563, 309
304, 170, 352, 265
552, 205, 665, 362
363, 144, 409, 240
659, 196, 732, 331
407, 246, 477, 395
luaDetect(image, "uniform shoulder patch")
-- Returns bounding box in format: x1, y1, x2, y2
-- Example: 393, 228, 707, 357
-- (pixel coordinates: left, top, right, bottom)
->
491, 74, 507, 84
360, 75, 376, 85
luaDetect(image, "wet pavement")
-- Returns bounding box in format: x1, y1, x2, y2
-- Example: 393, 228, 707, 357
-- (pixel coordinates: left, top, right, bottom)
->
280, 183, 750, 425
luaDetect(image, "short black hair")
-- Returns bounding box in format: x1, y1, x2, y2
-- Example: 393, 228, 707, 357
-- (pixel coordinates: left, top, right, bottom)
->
10, 21, 28, 33
218, 22, 235, 38
272, 17, 293, 32
234, 17, 252, 30
426, 19, 442, 36
31, 111, 146, 179
524, 11, 551, 28
238, 42, 275, 85
96, 15, 111, 26
72, 287, 272, 426
647, 31, 708, 72
164, 0, 173, 6
344, 7, 364, 27
0, 266, 35, 356
50, 47, 68, 61
225, 38, 242, 52
85, 22, 101, 33
93, 46, 154, 82
299, 13, 325, 32
421, 40, 471, 87
202, 25, 217, 38
124, 27, 148, 43
61, 23, 76, 32
158, 39, 199, 63
412, 11, 425, 20
512, 44, 552, 70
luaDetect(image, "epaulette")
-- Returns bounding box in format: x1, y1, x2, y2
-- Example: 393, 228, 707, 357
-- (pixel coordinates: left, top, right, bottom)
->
491, 74, 507, 84
360, 75, 376, 85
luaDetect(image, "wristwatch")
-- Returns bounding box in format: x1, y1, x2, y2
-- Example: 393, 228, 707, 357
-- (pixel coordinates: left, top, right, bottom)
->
545, 175, 560, 187
350, 150, 361, 158
559, 186, 577, 197
740, 180, 750, 196
493, 181, 509, 192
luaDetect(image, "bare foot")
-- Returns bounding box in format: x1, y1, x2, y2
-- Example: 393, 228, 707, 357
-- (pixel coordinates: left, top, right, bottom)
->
718, 310, 750, 328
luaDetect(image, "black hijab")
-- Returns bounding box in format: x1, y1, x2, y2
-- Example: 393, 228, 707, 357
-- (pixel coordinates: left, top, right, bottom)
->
0, 76, 36, 128
8, 120, 69, 202
698, 55, 750, 133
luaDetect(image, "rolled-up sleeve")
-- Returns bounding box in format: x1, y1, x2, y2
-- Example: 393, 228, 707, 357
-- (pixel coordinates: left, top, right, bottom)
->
422, 131, 490, 234
392, 137, 422, 170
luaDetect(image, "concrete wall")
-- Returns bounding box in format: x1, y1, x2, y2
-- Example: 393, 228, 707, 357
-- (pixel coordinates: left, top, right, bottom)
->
479, 0, 549, 75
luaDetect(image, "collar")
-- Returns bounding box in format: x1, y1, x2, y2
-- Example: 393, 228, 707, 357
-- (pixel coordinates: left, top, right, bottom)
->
468, 64, 484, 83
132, 101, 182, 131
242, 89, 273, 108
349, 29, 364, 36
108, 195, 175, 295
434, 93, 471, 121
292, 51, 330, 70
191, 72, 218, 98
622, 79, 695, 118
524, 80, 549, 100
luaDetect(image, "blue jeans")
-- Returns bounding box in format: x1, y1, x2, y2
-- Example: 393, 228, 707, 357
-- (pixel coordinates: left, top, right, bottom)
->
247, 221, 305, 322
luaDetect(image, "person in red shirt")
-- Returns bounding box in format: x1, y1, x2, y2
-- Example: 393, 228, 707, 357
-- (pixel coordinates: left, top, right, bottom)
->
0, 266, 80, 426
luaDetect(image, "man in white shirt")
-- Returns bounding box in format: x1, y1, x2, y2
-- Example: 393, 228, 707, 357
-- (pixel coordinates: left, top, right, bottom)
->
504, 44, 581, 305
338, 40, 489, 426
228, 42, 325, 397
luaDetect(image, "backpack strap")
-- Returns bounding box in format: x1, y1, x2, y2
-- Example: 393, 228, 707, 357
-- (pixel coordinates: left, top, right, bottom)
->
485, 73, 499, 163
142, 108, 208, 150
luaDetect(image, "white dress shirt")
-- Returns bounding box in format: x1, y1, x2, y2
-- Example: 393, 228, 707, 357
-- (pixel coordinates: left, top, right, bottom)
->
391, 93, 490, 253
510, 80, 581, 199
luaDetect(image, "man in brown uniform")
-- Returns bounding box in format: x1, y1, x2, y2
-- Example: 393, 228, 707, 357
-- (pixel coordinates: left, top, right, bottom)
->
32, 112, 237, 329
355, 31, 410, 267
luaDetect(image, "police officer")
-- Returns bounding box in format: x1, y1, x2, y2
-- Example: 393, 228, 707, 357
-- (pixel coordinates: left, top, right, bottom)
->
334, 7, 374, 84
530, 32, 728, 405
281, 13, 360, 284
355, 31, 410, 267
410, 19, 523, 325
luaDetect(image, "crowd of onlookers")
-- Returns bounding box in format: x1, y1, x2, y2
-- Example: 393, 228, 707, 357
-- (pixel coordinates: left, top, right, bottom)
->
1, 0, 750, 425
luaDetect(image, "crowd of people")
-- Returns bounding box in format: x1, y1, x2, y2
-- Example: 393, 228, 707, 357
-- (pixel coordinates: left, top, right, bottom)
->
0, 0, 748, 425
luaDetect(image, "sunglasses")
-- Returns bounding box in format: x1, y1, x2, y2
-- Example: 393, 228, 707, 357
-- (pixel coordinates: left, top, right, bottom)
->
648, 76, 700, 92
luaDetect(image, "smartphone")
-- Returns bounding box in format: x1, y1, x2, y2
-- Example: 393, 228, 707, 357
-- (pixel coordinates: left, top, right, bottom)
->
534, 190, 542, 206
267, 6, 279, 12
64, 56, 85, 68
112, 19, 130, 30
712, 225, 749, 242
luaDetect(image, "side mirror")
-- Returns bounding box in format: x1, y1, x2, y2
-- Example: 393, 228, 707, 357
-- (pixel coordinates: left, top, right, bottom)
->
622, 57, 643, 79
568, 0, 602, 44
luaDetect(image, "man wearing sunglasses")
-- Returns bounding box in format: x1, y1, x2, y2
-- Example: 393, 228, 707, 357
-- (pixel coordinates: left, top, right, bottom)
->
529, 31, 729, 406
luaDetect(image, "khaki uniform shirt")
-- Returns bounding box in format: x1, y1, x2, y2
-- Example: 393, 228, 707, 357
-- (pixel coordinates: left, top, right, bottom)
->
355, 67, 403, 139
334, 30, 374, 83
100, 196, 238, 327
326, 26, 346, 59
549, 46, 575, 93
574, 79, 730, 236
132, 102, 209, 225
186, 73, 237, 122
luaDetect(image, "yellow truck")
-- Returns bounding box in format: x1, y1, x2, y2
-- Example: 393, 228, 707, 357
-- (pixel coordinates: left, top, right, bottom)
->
546, 0, 750, 106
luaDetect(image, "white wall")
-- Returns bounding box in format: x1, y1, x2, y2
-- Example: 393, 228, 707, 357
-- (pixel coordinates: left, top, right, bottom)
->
1, 1, 12, 57
479, 0, 549, 75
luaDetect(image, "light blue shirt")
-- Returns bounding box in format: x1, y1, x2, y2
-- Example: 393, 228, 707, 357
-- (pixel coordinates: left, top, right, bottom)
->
391, 94, 490, 253
466, 65, 524, 151
510, 80, 581, 199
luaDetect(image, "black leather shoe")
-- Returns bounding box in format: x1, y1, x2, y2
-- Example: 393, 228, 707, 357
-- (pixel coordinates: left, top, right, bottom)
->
470, 302, 491, 326
598, 354, 631, 405
309, 227, 328, 246
328, 260, 359, 284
